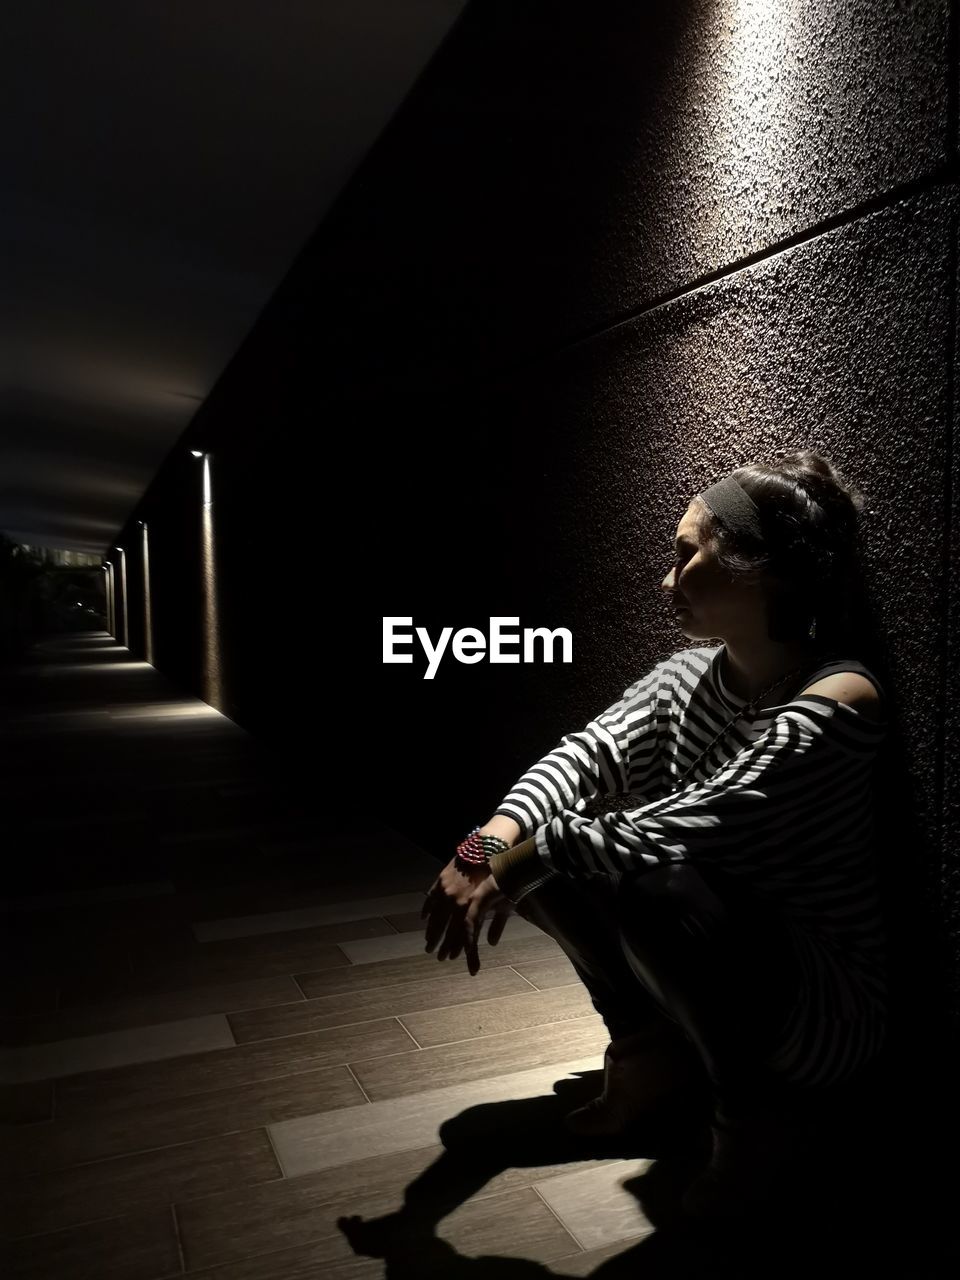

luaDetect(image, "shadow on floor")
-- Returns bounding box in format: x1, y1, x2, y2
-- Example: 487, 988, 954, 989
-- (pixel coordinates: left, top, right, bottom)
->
336, 1050, 960, 1278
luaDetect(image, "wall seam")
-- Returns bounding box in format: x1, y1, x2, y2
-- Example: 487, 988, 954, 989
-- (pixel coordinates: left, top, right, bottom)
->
497, 160, 960, 378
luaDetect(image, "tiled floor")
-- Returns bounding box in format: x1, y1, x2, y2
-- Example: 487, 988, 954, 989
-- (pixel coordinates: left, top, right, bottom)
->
1, 633, 941, 1277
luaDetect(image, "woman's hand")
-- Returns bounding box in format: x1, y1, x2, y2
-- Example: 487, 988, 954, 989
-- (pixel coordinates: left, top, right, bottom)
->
421, 858, 513, 976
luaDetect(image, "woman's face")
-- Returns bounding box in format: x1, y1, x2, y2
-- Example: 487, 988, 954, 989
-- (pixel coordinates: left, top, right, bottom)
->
661, 500, 769, 642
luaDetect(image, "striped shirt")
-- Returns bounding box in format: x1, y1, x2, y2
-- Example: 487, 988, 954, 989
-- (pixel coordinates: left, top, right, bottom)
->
491, 643, 889, 1089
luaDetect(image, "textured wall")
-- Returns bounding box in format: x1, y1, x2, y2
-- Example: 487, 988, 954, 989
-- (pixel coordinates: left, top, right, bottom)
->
268, 0, 952, 388
114, 2, 960, 1043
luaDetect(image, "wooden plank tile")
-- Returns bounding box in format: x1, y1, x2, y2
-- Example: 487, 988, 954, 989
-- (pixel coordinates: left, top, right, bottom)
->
351, 1015, 608, 1102
294, 932, 562, 1002
191, 894, 426, 942
228, 968, 532, 1044
55, 1017, 412, 1117
176, 1140, 624, 1271
182, 879, 397, 914
9, 1062, 366, 1174
534, 1158, 656, 1251
178, 1144, 442, 1270
0, 1080, 54, 1124
161, 916, 389, 953
1, 1207, 181, 1280
2, 1014, 236, 1084
2, 976, 304, 1045
58, 934, 354, 1007
382, 909, 432, 933
145, 921, 396, 968
180, 1184, 577, 1278
548, 1232, 660, 1274
176, 1235, 384, 1278
398, 984, 596, 1048
3, 1128, 281, 1238
338, 918, 544, 965
270, 1054, 605, 1179
509, 954, 580, 989
429, 1183, 581, 1265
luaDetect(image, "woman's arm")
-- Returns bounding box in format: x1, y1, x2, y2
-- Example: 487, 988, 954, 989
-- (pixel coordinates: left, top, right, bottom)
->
490, 658, 671, 842
476, 814, 522, 846
530, 696, 887, 882
479, 657, 674, 900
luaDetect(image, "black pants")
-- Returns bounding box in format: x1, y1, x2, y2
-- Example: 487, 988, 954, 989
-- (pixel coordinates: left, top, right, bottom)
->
511, 860, 804, 1112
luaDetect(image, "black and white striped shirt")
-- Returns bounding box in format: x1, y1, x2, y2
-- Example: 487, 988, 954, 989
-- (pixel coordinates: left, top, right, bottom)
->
493, 643, 889, 1089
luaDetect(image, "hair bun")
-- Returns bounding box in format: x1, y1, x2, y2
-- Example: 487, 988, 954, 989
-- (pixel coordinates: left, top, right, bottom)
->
775, 448, 867, 519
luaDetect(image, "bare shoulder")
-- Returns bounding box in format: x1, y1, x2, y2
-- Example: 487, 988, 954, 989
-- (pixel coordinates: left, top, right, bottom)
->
796, 672, 884, 722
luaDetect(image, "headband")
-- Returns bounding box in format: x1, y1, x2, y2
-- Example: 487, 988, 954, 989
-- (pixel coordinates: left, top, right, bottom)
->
698, 476, 764, 543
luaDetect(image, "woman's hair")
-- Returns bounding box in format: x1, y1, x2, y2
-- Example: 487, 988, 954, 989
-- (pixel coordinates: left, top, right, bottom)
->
696, 448, 869, 646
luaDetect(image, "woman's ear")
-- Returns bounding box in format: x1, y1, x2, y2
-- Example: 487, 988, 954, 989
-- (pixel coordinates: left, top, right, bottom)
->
738, 564, 772, 593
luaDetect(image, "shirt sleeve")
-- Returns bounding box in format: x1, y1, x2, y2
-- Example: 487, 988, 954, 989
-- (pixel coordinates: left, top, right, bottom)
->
491, 656, 671, 842
529, 695, 887, 883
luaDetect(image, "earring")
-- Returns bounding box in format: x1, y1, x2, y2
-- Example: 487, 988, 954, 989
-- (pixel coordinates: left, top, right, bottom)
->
808, 615, 817, 640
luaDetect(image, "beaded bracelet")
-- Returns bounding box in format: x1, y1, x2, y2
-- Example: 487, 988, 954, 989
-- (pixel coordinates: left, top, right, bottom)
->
454, 825, 510, 874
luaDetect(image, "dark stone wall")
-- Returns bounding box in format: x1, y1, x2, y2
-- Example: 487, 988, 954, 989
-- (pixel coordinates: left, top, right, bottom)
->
113, 1, 960, 1045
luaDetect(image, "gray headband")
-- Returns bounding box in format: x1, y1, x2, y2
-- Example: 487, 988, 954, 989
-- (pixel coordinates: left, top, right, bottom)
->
698, 476, 764, 543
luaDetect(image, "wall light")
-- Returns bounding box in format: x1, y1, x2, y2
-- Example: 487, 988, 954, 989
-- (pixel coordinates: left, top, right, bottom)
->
103, 562, 115, 636
141, 520, 154, 667
190, 450, 203, 458
200, 453, 223, 711
114, 547, 129, 647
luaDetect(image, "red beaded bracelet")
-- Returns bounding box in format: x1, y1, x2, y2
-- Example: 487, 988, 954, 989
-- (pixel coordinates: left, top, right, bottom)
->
454, 825, 510, 874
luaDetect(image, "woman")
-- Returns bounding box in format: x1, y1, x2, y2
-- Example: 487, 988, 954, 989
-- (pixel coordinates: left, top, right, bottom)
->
420, 449, 889, 1218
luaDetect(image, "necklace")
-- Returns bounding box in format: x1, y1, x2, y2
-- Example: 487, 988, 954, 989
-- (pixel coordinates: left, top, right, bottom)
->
675, 648, 826, 787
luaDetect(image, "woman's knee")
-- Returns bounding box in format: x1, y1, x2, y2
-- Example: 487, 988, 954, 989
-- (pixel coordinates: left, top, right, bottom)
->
615, 862, 731, 941
510, 870, 618, 939
616, 863, 800, 1004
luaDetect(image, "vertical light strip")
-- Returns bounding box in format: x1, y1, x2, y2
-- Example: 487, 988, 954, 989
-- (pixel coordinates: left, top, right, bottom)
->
201, 453, 224, 710
142, 522, 154, 666
118, 547, 129, 648
104, 564, 114, 636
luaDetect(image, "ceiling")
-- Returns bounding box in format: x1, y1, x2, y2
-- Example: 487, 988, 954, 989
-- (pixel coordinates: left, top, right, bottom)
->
2, 0, 466, 553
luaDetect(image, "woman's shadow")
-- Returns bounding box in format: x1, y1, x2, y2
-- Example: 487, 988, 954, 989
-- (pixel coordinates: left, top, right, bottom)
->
335, 1049, 960, 1278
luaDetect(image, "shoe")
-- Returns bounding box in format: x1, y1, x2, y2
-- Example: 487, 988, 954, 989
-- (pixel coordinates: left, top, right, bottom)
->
563, 1026, 707, 1138
680, 1102, 817, 1220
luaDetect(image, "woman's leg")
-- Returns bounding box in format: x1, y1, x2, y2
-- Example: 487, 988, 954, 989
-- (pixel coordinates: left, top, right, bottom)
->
510, 871, 680, 1042
613, 860, 803, 1115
